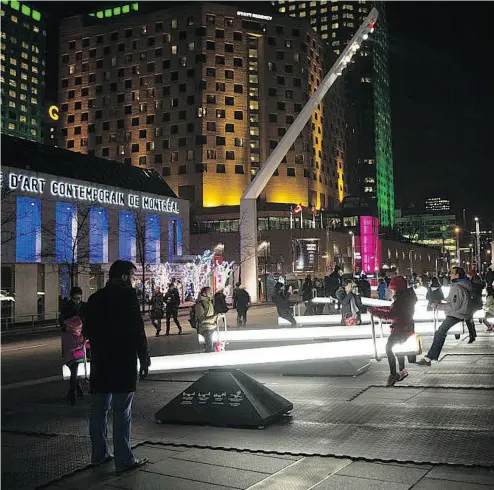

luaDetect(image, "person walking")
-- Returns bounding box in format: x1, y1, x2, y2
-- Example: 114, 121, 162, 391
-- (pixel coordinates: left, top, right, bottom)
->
150, 287, 165, 337
325, 266, 343, 301
233, 284, 251, 327
369, 276, 417, 387
377, 278, 388, 300
357, 274, 371, 313
60, 286, 86, 405
470, 272, 485, 320
483, 287, 494, 331
163, 284, 182, 335
426, 276, 444, 311
417, 266, 476, 366
273, 282, 297, 326
195, 286, 218, 353
83, 260, 150, 474
301, 275, 314, 315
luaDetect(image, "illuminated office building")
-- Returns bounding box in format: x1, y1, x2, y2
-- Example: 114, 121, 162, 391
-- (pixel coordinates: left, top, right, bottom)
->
58, 3, 346, 223
425, 197, 451, 214
274, 0, 395, 228
0, 0, 47, 142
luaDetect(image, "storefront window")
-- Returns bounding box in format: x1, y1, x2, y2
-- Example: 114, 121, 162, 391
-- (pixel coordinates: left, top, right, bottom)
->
16, 196, 41, 262
145, 214, 160, 264
56, 202, 77, 263
89, 207, 108, 263
119, 211, 136, 262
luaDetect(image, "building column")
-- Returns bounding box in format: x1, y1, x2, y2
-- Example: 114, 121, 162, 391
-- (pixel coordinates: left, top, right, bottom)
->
240, 198, 258, 303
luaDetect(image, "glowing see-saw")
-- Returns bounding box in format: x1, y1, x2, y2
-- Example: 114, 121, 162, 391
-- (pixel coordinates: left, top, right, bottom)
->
63, 333, 421, 380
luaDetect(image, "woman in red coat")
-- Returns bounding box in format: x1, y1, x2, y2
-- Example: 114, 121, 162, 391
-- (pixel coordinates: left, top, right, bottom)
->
369, 276, 417, 387
61, 287, 87, 405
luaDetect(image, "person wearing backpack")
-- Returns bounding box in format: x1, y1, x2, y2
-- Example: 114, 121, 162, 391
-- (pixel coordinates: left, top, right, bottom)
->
194, 287, 218, 353
418, 266, 476, 366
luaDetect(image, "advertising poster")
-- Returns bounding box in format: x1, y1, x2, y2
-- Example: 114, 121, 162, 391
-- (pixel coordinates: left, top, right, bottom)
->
293, 239, 319, 273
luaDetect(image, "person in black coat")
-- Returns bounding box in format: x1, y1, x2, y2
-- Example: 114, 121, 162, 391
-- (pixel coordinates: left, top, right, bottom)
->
233, 284, 250, 327
336, 279, 363, 325
324, 266, 343, 299
164, 284, 182, 335
273, 282, 297, 326
426, 276, 444, 311
357, 274, 371, 313
83, 260, 150, 473
301, 275, 314, 315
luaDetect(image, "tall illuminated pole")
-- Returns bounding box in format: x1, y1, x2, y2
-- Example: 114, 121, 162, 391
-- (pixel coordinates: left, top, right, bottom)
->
349, 231, 355, 274
474, 217, 481, 272
239, 9, 379, 302
455, 227, 460, 265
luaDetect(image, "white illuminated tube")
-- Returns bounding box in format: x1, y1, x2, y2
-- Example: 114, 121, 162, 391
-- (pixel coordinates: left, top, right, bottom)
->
63, 335, 421, 379
197, 321, 463, 345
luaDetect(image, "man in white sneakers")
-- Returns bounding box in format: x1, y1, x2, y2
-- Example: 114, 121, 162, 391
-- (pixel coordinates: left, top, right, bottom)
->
417, 266, 476, 366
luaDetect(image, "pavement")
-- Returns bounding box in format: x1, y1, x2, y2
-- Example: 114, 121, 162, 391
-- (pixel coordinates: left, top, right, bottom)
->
2, 308, 494, 489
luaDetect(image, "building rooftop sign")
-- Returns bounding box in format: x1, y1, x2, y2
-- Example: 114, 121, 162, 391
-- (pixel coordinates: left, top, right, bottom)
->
237, 11, 272, 21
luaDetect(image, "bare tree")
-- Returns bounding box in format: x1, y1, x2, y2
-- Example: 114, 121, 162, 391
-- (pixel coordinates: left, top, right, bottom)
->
42, 203, 95, 292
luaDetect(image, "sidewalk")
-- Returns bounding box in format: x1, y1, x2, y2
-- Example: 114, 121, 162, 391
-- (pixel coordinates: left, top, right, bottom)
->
3, 330, 494, 489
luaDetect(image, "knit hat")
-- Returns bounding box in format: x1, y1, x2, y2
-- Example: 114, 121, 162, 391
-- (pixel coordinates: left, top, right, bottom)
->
389, 276, 408, 293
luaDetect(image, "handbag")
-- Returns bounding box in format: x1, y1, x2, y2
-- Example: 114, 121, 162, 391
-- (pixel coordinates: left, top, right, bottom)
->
344, 296, 359, 326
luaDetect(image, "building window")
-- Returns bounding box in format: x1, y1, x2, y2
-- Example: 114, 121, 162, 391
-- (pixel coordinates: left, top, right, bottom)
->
234, 111, 243, 120
56, 202, 77, 263
225, 123, 234, 132
89, 207, 108, 264
119, 211, 136, 262
287, 168, 296, 177
216, 136, 226, 145
234, 138, 243, 147
235, 165, 244, 174
216, 164, 226, 174
226, 151, 235, 160
16, 197, 41, 263
145, 214, 160, 264
207, 122, 216, 131
234, 84, 243, 94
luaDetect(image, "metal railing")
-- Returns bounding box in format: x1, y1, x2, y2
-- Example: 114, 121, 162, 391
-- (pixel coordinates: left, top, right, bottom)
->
1, 311, 60, 332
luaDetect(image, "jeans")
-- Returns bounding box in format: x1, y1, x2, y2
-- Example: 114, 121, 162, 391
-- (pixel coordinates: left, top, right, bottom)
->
202, 329, 215, 353
386, 331, 409, 376
426, 316, 475, 360
90, 392, 135, 471
165, 309, 182, 334
68, 361, 82, 396
236, 309, 247, 327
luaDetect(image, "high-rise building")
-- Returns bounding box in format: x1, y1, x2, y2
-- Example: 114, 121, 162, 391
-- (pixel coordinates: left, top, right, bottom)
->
58, 2, 346, 223
274, 0, 395, 228
1, 0, 47, 142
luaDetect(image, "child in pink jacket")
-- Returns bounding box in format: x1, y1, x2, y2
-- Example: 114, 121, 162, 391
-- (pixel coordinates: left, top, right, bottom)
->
61, 287, 87, 405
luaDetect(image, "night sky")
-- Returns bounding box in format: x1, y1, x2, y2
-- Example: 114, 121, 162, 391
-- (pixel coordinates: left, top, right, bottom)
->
34, 1, 494, 224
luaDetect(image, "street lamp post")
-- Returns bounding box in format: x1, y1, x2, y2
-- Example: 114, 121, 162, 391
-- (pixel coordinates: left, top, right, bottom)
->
455, 227, 461, 265
409, 249, 415, 277
349, 231, 355, 275
260, 241, 269, 302
474, 217, 481, 272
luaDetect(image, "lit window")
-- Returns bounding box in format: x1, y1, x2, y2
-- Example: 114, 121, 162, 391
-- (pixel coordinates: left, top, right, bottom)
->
31, 97, 37, 104
188, 41, 194, 51
10, 57, 17, 65
171, 45, 177, 55
332, 23, 339, 29
8, 101, 16, 108
33, 25, 39, 33
21, 52, 28, 59
11, 15, 18, 23
32, 56, 38, 63
19, 115, 27, 123
119, 211, 136, 262
69, 64, 75, 74
21, 62, 28, 70
32, 66, 38, 74
9, 69, 16, 76
9, 90, 16, 97
8, 122, 16, 130
32, 77, 38, 84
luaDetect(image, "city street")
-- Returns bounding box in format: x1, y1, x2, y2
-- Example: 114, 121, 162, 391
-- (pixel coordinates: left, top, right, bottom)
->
1, 306, 279, 386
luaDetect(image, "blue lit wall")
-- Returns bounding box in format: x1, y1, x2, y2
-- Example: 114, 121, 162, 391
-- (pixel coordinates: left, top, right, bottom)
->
56, 202, 78, 263
168, 218, 183, 263
89, 207, 109, 263
119, 211, 136, 262
16, 197, 41, 262
145, 214, 160, 264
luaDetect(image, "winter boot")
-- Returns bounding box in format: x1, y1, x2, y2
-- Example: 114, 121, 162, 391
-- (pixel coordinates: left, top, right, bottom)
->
386, 374, 400, 388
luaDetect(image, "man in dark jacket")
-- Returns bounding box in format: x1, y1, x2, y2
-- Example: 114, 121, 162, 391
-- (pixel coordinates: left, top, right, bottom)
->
164, 284, 182, 336
357, 274, 371, 313
233, 284, 250, 327
370, 276, 417, 387
301, 275, 314, 315
324, 266, 342, 299
83, 260, 150, 474
273, 282, 297, 326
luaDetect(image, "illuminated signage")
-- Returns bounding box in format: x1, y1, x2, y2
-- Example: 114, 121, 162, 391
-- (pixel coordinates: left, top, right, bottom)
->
293, 239, 319, 272
48, 105, 59, 121
237, 11, 272, 21
4, 172, 179, 214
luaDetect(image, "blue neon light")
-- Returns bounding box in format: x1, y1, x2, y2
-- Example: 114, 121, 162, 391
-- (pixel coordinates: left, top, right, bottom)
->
119, 211, 136, 262
90, 207, 109, 263
56, 202, 77, 263
16, 197, 41, 262
145, 214, 160, 264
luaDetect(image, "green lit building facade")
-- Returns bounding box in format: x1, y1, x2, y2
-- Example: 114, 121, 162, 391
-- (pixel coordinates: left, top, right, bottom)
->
274, 1, 395, 228
1, 0, 46, 142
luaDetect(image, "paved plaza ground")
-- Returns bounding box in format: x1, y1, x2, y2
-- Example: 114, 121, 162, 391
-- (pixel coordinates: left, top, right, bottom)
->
2, 308, 494, 489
